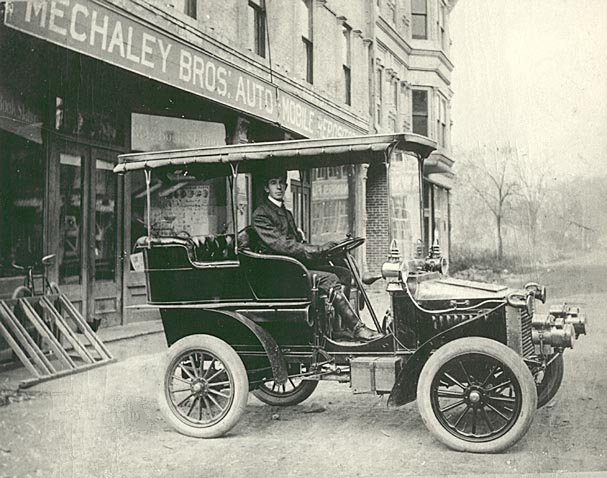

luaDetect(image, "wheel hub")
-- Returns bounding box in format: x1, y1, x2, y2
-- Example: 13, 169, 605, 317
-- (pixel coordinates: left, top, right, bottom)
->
191, 380, 207, 395
468, 390, 482, 404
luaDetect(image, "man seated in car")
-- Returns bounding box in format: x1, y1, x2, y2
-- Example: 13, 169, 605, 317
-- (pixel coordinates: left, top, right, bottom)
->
252, 166, 382, 342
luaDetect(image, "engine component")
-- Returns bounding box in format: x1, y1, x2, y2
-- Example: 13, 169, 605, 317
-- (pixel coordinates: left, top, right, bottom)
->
549, 304, 587, 338
532, 324, 575, 349
532, 306, 579, 349
525, 282, 547, 304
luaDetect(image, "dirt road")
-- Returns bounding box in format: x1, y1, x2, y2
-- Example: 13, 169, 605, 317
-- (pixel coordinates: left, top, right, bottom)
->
1, 259, 606, 478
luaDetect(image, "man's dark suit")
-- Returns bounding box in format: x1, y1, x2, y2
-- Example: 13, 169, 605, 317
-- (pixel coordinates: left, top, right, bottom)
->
252, 199, 350, 295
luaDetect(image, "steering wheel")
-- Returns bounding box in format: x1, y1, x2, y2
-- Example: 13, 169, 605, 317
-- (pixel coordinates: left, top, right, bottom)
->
325, 237, 365, 256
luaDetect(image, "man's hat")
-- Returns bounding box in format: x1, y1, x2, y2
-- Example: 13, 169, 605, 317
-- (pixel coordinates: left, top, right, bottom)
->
260, 163, 288, 182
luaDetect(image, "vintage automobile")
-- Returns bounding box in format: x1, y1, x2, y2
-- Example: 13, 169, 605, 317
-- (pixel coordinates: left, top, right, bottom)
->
114, 133, 587, 453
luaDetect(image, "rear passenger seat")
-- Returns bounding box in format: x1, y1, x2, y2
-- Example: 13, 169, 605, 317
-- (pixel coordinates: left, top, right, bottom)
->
191, 234, 236, 262
134, 234, 237, 263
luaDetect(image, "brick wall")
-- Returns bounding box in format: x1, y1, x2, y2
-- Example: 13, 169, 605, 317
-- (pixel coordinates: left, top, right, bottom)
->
365, 162, 389, 274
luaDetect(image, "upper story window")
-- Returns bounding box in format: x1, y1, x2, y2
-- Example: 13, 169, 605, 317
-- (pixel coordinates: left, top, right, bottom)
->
411, 0, 427, 39
248, 0, 266, 58
412, 89, 428, 136
299, 0, 314, 84
437, 95, 448, 148
166, 0, 197, 19
376, 67, 384, 126
342, 24, 352, 105
438, 0, 447, 50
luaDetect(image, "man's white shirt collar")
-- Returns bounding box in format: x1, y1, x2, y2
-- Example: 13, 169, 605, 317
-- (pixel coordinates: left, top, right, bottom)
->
268, 196, 284, 208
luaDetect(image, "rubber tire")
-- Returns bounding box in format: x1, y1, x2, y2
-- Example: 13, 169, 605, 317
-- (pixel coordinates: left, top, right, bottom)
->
253, 379, 319, 406
11, 286, 32, 299
537, 354, 564, 408
158, 334, 249, 438
417, 337, 538, 453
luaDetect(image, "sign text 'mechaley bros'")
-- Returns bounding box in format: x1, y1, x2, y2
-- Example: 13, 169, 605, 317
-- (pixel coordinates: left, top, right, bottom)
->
4, 0, 363, 138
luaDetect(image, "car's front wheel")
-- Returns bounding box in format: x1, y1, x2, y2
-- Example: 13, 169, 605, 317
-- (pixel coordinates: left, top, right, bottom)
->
417, 337, 537, 453
158, 334, 249, 438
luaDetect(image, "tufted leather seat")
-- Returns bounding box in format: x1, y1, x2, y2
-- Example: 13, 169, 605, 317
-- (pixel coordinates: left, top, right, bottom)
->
134, 234, 236, 262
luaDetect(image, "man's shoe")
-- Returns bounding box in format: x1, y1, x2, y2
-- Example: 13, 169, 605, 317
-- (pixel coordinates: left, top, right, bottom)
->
332, 328, 354, 341
352, 322, 382, 341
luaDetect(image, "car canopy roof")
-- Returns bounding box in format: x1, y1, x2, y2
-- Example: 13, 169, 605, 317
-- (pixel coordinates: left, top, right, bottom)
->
113, 132, 436, 176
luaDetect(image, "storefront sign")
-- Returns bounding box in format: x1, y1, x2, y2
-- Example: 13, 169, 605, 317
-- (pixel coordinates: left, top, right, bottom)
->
4, 0, 364, 138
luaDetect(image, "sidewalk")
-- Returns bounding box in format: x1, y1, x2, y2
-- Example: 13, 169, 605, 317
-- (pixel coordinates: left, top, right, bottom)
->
0, 319, 165, 392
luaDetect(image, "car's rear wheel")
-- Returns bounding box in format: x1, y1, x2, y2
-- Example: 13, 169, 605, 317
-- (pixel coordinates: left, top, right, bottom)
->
253, 369, 319, 406
158, 334, 248, 438
537, 353, 564, 408
417, 337, 537, 453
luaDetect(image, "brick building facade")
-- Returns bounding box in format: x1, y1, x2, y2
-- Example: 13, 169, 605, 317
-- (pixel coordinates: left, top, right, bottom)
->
0, 0, 457, 340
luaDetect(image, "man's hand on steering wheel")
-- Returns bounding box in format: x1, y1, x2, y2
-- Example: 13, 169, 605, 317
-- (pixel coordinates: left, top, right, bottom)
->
319, 241, 339, 256
323, 237, 366, 257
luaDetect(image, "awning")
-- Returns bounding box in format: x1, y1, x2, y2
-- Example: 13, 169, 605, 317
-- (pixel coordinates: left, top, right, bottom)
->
113, 133, 436, 175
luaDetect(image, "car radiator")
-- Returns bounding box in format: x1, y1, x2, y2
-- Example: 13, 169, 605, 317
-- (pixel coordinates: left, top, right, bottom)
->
505, 305, 535, 357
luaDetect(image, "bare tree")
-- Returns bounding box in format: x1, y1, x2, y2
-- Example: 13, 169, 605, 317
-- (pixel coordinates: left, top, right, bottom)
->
512, 149, 551, 259
461, 143, 519, 260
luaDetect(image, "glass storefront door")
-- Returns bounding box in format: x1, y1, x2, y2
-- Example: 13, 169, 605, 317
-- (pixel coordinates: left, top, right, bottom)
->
53, 142, 122, 327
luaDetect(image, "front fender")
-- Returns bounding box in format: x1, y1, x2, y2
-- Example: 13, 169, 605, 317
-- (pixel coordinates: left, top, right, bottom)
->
388, 309, 503, 406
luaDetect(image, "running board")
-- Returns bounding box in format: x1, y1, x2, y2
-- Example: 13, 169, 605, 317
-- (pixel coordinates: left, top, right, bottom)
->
0, 293, 115, 388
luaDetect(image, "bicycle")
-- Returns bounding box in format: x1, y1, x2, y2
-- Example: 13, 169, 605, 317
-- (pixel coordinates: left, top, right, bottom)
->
11, 254, 60, 299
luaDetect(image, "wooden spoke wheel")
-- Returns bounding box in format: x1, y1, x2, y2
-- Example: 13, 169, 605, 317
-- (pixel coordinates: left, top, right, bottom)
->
253, 373, 319, 406
417, 338, 537, 453
158, 335, 248, 438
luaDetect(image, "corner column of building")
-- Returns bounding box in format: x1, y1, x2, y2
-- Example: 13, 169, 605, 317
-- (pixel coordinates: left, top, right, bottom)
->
365, 162, 390, 274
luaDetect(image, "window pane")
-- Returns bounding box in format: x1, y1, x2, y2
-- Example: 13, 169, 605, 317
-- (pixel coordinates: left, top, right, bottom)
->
412, 116, 428, 136
412, 90, 428, 114
167, 0, 196, 18
299, 0, 311, 39
311, 165, 352, 243
0, 134, 44, 277
390, 153, 421, 260
59, 154, 84, 284
344, 66, 351, 105
412, 0, 427, 13
412, 15, 427, 39
95, 158, 117, 281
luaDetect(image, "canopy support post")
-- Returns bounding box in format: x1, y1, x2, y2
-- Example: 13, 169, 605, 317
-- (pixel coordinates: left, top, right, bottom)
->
144, 169, 152, 247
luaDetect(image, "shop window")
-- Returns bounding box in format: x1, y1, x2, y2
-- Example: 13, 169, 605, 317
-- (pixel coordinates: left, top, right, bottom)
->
300, 0, 314, 84
94, 158, 117, 281
248, 0, 266, 58
412, 89, 428, 136
342, 24, 352, 106
0, 133, 44, 278
412, 0, 427, 39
